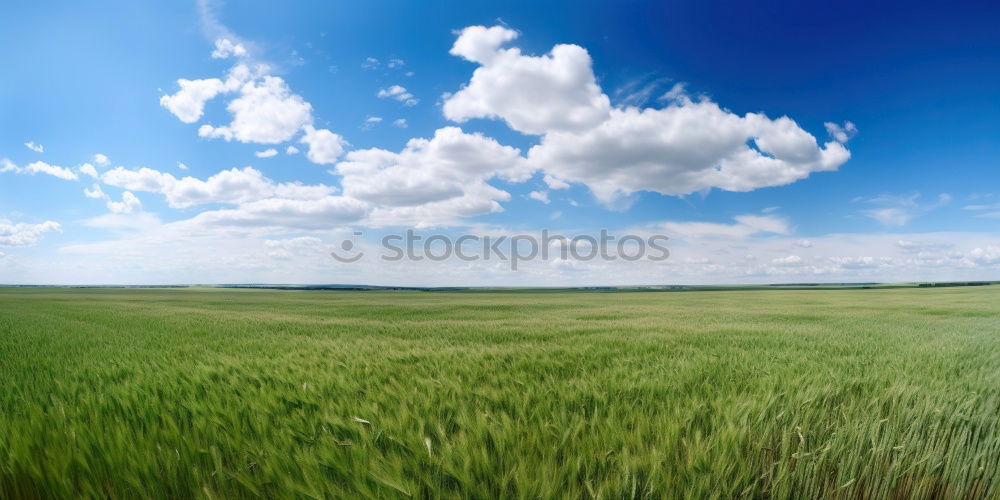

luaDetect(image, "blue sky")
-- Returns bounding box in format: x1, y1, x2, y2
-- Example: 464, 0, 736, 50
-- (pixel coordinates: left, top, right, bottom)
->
1, 0, 998, 285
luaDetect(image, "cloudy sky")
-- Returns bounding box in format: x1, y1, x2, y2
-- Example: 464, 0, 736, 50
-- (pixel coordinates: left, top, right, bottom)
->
1, 0, 999, 286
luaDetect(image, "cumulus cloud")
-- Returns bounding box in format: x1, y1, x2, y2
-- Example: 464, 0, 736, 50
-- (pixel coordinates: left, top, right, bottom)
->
0, 219, 61, 246
285, 146, 299, 155
334, 126, 530, 226
93, 153, 110, 166
443, 26, 852, 204
211, 38, 247, 59
1, 159, 78, 181
78, 163, 99, 179
392, 118, 408, 128
160, 64, 260, 124
444, 25, 610, 135
300, 126, 347, 165
23, 141, 44, 153
101, 165, 335, 208
106, 191, 142, 214
198, 73, 313, 144
255, 148, 278, 158
528, 191, 550, 204
529, 103, 850, 202
377, 85, 418, 106
95, 164, 366, 231
160, 77, 228, 123
161, 58, 341, 165
84, 184, 106, 199
966, 246, 1000, 266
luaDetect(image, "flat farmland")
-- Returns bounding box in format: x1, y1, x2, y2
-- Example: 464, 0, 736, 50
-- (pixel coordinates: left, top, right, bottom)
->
1, 287, 998, 498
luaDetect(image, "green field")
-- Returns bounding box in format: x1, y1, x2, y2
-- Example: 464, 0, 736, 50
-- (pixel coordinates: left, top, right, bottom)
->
1, 287, 999, 498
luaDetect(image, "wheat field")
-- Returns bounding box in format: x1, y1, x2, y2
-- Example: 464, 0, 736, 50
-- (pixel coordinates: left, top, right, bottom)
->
1, 286, 998, 498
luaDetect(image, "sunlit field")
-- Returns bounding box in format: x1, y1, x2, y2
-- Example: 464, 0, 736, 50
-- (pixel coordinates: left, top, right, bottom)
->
1, 286, 998, 498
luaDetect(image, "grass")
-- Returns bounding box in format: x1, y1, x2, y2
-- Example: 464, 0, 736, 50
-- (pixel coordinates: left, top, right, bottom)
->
1, 286, 999, 498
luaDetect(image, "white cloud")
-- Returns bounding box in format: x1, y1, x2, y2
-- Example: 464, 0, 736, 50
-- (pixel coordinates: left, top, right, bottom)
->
660, 82, 687, 102
443, 26, 851, 204
362, 57, 379, 69
863, 207, 914, 226
255, 148, 278, 158
528, 190, 550, 204
614, 77, 671, 107
162, 61, 339, 164
543, 174, 570, 190
177, 162, 189, 170
26, 161, 78, 180
734, 214, 792, 235
828, 256, 885, 269
82, 212, 162, 232
106, 191, 142, 214
84, 184, 106, 199
377, 85, 418, 106
824, 121, 858, 143
160, 77, 227, 123
858, 192, 950, 226
528, 103, 850, 203
448, 25, 519, 65
444, 25, 611, 135
264, 236, 323, 259
962, 201, 1000, 219
285, 146, 300, 155
94, 163, 367, 232
93, 153, 110, 166
300, 126, 347, 165
1, 159, 78, 181
387, 58, 405, 68
0, 219, 61, 246
198, 74, 313, 144
187, 196, 368, 230
334, 126, 530, 227
24, 141, 44, 153
963, 202, 1000, 211
966, 246, 1000, 266
392, 118, 408, 128
361, 116, 382, 130
771, 255, 803, 266
78, 163, 99, 179
101, 165, 335, 208
211, 38, 247, 59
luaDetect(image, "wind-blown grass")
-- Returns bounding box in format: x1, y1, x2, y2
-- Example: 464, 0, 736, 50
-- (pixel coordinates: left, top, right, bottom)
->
1, 286, 998, 498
